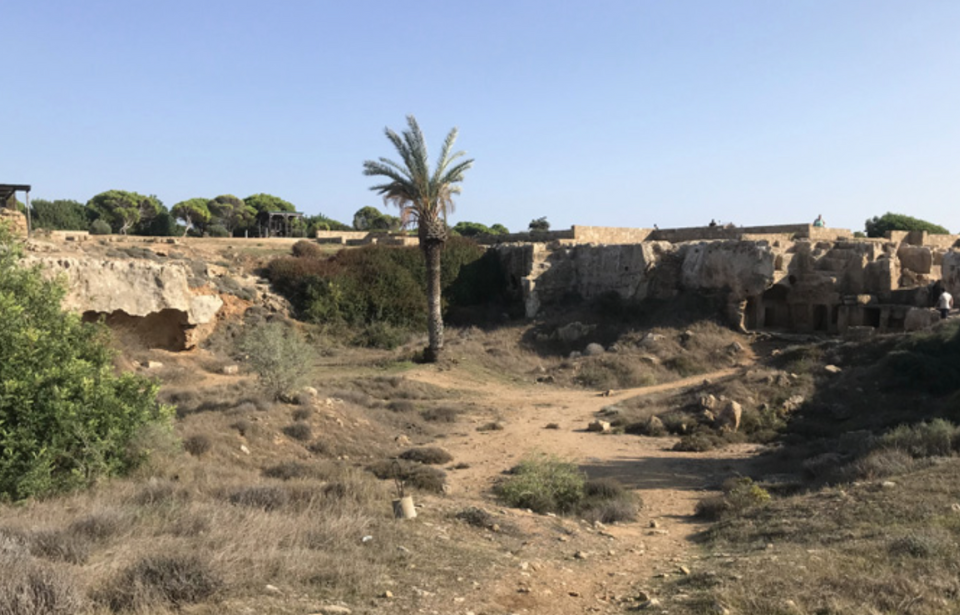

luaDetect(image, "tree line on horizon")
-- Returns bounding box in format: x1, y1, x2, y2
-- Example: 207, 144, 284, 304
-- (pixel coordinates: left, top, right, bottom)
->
19, 191, 514, 238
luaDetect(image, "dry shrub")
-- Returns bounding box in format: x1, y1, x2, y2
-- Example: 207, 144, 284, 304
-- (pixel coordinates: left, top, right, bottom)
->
575, 356, 656, 390
801, 452, 844, 481
888, 529, 955, 558
282, 422, 312, 442
261, 461, 330, 481
388, 400, 416, 413
697, 477, 770, 520
583, 477, 626, 500
292, 407, 313, 421
98, 554, 221, 612
229, 419, 253, 437
398, 447, 453, 465
333, 390, 378, 408
422, 406, 459, 423
27, 530, 90, 565
455, 506, 497, 529
67, 511, 123, 542
129, 481, 181, 507
881, 419, 960, 458
476, 421, 504, 432
367, 459, 446, 493
226, 485, 290, 511
674, 432, 723, 452
580, 477, 641, 523
0, 557, 86, 615
544, 423, 560, 430
183, 434, 212, 457
849, 449, 915, 480
695, 495, 731, 520
580, 497, 640, 524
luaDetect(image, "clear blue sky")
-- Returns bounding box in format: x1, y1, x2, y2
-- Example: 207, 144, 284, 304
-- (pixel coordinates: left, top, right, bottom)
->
4, 1, 960, 233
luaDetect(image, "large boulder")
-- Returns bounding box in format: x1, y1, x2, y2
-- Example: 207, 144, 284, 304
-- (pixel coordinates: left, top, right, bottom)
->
904, 307, 940, 331
897, 244, 933, 274
716, 400, 742, 432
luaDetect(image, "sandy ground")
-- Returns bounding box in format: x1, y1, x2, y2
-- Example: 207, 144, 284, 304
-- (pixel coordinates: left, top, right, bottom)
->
398, 364, 762, 614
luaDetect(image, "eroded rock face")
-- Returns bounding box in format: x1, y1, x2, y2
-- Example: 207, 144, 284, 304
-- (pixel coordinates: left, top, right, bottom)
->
496, 234, 960, 334
943, 251, 960, 295
27, 256, 224, 350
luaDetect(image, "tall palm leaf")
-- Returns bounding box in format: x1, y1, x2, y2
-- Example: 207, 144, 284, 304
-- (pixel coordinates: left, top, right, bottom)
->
363, 115, 474, 362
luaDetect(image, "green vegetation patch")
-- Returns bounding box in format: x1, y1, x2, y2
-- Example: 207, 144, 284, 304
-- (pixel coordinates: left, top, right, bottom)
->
0, 226, 173, 501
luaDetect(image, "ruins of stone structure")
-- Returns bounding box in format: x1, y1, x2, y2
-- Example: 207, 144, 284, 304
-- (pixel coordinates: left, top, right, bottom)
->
494, 223, 960, 335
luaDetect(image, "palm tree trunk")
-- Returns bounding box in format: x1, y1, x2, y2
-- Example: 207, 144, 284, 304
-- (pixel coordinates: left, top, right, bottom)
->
422, 240, 444, 362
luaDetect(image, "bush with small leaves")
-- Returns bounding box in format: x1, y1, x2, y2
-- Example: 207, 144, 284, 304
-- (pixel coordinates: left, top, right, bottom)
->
291, 240, 325, 259
388, 400, 416, 413
89, 219, 112, 235
0, 227, 173, 500
495, 455, 585, 514
367, 459, 447, 493
455, 506, 497, 529
282, 422, 312, 441
888, 529, 954, 558
226, 485, 290, 511
238, 321, 316, 400
292, 407, 313, 421
262, 461, 313, 480
399, 447, 453, 465
422, 406, 460, 422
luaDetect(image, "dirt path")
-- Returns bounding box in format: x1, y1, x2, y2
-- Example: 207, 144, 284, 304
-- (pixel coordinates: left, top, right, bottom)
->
402, 365, 762, 614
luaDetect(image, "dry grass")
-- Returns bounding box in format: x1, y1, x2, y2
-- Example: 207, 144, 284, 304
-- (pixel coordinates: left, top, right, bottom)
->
671, 460, 960, 614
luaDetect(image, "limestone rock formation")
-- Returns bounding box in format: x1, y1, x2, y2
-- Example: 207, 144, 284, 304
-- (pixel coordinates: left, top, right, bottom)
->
495, 225, 960, 335
27, 255, 225, 350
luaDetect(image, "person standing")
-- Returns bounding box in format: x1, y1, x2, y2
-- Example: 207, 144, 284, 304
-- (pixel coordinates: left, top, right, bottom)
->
813, 214, 826, 228
937, 289, 954, 319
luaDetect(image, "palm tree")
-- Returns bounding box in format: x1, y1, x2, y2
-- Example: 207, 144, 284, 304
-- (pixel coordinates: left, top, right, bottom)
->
363, 115, 474, 362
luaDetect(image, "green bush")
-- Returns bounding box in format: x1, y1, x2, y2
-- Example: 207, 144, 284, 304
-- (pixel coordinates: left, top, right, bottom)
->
0, 227, 172, 500
495, 454, 586, 514
265, 237, 504, 334
695, 477, 770, 520
865, 212, 950, 237
206, 224, 229, 237
30, 199, 91, 231
238, 321, 315, 399
879, 419, 960, 458
291, 240, 325, 259
89, 219, 112, 235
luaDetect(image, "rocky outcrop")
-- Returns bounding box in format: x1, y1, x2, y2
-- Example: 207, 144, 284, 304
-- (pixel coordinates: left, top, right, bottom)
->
28, 255, 225, 350
496, 233, 960, 334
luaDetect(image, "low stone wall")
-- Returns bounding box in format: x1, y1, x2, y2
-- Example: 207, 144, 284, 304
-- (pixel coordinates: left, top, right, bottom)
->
315, 230, 372, 244
0, 210, 28, 237
474, 229, 576, 245
571, 225, 655, 244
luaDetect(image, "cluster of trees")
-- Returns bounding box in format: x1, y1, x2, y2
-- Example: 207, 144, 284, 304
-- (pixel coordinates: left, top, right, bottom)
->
865, 212, 951, 237
27, 191, 351, 237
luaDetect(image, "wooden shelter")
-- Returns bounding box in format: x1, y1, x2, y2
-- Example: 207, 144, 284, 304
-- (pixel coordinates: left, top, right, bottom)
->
258, 210, 304, 237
